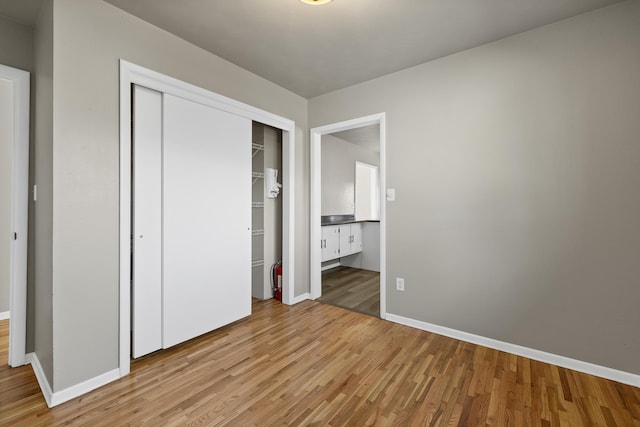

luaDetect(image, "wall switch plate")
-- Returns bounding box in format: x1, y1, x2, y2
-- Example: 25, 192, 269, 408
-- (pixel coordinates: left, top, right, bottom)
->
396, 277, 405, 291
386, 188, 395, 201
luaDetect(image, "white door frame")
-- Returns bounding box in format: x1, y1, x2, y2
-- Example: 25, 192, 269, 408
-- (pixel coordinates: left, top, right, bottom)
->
310, 113, 387, 318
0, 64, 30, 367
119, 60, 296, 376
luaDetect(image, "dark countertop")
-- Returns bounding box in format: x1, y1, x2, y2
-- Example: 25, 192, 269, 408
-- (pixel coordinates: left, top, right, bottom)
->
321, 215, 380, 226
322, 220, 380, 226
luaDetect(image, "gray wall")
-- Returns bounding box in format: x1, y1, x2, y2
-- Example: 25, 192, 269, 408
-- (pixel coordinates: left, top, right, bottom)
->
309, 0, 640, 375
0, 16, 33, 72
50, 0, 308, 391
0, 79, 12, 314
321, 134, 379, 216
33, 0, 54, 386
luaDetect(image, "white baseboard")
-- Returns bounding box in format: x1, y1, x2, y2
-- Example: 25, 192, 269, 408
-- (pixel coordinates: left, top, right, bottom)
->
27, 352, 54, 407
0, 311, 9, 320
27, 352, 120, 407
321, 262, 341, 272
290, 292, 311, 304
50, 368, 120, 407
385, 313, 640, 388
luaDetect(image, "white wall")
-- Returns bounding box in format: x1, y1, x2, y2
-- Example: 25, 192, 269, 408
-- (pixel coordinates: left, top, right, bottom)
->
309, 0, 640, 375
321, 134, 379, 216
50, 0, 308, 391
0, 79, 12, 314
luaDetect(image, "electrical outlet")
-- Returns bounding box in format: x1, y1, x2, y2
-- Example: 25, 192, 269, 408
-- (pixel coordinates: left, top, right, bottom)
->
396, 277, 405, 291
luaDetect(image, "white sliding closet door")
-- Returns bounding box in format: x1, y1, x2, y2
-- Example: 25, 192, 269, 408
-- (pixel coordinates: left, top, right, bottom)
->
132, 87, 251, 358
162, 94, 251, 348
132, 85, 163, 358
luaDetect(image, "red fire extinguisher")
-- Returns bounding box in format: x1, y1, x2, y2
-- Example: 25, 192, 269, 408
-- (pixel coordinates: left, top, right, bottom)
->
271, 261, 282, 301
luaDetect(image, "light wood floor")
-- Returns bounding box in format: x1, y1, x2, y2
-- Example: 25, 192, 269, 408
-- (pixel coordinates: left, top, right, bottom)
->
320, 266, 380, 318
1, 300, 639, 426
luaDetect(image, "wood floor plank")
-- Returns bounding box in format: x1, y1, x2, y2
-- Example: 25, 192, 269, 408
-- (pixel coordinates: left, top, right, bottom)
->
320, 266, 380, 318
1, 300, 639, 426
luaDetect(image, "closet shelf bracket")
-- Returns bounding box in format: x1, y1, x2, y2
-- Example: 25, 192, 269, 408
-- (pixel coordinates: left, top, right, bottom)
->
251, 143, 264, 158
252, 171, 264, 184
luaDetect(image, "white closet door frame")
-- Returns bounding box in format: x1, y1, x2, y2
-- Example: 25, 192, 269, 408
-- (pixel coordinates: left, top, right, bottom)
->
119, 60, 296, 377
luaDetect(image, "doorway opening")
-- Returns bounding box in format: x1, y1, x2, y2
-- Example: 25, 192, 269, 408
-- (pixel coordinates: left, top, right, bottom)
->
0, 64, 30, 368
310, 114, 386, 319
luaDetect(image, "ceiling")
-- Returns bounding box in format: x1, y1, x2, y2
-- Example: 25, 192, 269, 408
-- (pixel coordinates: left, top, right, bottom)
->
0, 0, 624, 98
331, 125, 380, 153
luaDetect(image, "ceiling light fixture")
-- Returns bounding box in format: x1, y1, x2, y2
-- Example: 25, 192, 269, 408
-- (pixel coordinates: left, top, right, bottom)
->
300, 0, 333, 5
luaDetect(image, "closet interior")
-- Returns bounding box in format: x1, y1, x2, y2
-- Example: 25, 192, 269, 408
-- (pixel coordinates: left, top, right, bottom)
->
251, 122, 283, 301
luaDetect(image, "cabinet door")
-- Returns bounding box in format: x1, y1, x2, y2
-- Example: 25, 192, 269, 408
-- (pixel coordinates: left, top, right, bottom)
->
350, 223, 363, 254
321, 225, 340, 262
339, 224, 352, 257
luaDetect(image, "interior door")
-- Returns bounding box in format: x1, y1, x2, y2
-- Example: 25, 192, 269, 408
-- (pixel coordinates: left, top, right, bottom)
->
132, 85, 163, 358
162, 94, 251, 348
0, 79, 13, 321
132, 87, 252, 357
